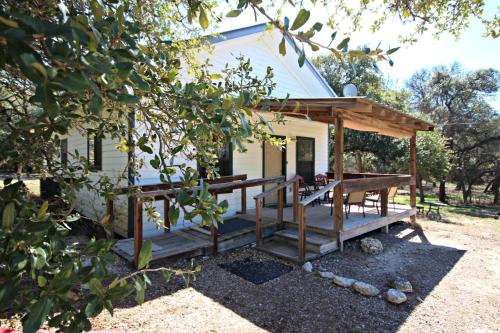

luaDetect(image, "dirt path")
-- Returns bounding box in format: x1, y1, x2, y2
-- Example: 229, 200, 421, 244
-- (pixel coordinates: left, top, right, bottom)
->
93, 217, 500, 332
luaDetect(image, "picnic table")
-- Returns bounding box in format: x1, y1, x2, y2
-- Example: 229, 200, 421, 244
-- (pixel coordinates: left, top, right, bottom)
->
425, 201, 447, 219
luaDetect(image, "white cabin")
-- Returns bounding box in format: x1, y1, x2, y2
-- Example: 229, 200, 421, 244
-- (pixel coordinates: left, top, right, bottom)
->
64, 24, 336, 237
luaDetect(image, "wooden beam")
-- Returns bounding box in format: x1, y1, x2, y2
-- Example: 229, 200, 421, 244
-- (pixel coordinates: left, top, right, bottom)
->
241, 187, 247, 214
255, 198, 263, 247
409, 134, 417, 225
210, 193, 218, 255
333, 116, 344, 250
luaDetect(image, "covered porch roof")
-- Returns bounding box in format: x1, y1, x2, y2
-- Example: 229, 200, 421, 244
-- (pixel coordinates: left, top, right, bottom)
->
263, 97, 434, 138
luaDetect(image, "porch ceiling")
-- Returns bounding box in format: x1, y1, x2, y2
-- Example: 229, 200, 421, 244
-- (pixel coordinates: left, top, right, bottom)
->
261, 97, 434, 138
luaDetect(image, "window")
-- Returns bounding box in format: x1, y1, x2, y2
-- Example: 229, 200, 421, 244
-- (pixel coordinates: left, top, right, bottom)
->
296, 137, 315, 183
87, 134, 102, 171
60, 139, 68, 166
198, 142, 233, 178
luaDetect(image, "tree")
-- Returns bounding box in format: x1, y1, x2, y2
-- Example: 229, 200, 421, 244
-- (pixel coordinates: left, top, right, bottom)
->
407, 64, 500, 203
0, 1, 496, 332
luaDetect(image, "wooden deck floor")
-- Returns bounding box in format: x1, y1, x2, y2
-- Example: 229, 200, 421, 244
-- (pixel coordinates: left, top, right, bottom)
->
113, 203, 414, 263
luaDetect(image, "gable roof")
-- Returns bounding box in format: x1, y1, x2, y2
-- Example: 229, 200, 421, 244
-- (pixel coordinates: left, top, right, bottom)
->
208, 23, 337, 97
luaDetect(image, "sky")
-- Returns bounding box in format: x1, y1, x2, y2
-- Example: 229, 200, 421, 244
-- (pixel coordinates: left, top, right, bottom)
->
216, 0, 500, 109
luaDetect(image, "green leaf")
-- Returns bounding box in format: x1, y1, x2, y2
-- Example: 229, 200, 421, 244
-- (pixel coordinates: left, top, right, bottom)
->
291, 9, 310, 30
134, 277, 146, 305
2, 202, 15, 229
137, 240, 153, 269
37, 201, 48, 219
279, 37, 286, 56
312, 22, 323, 31
336, 37, 350, 50
199, 7, 209, 30
387, 47, 400, 55
298, 45, 306, 67
37, 275, 47, 288
23, 297, 53, 333
116, 93, 140, 104
168, 207, 179, 226
226, 10, 242, 17
32, 247, 47, 270
161, 270, 172, 283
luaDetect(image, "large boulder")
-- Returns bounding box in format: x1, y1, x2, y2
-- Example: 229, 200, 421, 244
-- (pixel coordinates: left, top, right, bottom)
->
391, 276, 413, 293
385, 288, 408, 304
319, 271, 335, 279
352, 281, 380, 296
360, 237, 384, 255
302, 261, 313, 273
333, 275, 356, 288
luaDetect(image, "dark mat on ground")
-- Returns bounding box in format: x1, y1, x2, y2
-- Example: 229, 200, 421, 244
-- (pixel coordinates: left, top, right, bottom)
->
219, 257, 293, 284
202, 217, 255, 235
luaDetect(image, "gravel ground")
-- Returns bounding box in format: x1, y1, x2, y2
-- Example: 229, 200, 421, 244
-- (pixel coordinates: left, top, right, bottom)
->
92, 216, 500, 333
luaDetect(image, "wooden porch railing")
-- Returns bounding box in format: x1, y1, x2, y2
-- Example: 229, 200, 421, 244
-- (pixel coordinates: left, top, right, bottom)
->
296, 180, 341, 261
253, 175, 301, 247
128, 175, 285, 267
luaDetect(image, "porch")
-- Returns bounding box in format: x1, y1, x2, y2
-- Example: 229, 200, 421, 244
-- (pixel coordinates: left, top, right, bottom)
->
112, 172, 415, 264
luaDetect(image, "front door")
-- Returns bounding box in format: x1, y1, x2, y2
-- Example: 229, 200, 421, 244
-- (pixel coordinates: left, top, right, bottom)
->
263, 137, 286, 206
296, 137, 315, 183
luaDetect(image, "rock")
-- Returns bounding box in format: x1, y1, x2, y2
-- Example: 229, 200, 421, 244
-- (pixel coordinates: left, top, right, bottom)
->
360, 237, 383, 255
352, 281, 380, 296
332, 275, 356, 288
391, 276, 413, 293
302, 261, 313, 272
385, 288, 407, 304
319, 271, 335, 279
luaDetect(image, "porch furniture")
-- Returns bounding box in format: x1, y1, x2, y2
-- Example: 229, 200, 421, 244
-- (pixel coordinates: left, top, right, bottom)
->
314, 173, 328, 202
330, 190, 366, 218
417, 205, 425, 215
366, 186, 398, 214
297, 175, 313, 200
426, 201, 447, 219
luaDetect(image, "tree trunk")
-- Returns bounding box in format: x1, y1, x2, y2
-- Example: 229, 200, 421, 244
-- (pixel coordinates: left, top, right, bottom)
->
439, 180, 447, 203
461, 181, 468, 204
355, 151, 363, 173
417, 175, 425, 203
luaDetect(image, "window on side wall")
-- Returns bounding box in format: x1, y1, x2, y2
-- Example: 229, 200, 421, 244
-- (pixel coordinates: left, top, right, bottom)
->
198, 142, 233, 178
87, 133, 102, 171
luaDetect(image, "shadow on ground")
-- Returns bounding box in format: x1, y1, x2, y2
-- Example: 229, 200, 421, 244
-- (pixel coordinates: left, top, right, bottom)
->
110, 222, 466, 332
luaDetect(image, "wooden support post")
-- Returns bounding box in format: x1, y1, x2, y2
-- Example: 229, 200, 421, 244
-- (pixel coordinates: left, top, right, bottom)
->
163, 198, 170, 233
293, 179, 299, 223
255, 198, 263, 247
241, 187, 247, 214
210, 192, 218, 255
409, 134, 417, 225
277, 188, 284, 229
105, 199, 114, 239
380, 188, 389, 233
133, 198, 143, 268
333, 116, 345, 250
298, 205, 306, 261
380, 188, 388, 217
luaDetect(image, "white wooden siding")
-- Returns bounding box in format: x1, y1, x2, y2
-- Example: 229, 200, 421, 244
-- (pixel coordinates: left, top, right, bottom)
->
66, 128, 129, 236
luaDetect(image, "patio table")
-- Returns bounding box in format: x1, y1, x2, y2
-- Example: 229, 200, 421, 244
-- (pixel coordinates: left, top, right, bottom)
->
426, 202, 447, 219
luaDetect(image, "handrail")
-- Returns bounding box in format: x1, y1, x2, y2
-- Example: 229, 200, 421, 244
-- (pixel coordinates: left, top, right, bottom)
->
137, 175, 285, 198
296, 179, 341, 261
299, 180, 340, 206
254, 175, 300, 199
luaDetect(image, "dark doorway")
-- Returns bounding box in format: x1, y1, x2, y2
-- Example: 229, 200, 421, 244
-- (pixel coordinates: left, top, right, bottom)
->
296, 137, 315, 183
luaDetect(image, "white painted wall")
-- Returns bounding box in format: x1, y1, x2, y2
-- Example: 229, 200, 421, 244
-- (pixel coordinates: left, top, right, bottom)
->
69, 25, 334, 237
65, 128, 130, 236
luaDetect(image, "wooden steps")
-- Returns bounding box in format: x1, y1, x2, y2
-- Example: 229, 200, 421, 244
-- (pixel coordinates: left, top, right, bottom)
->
257, 239, 318, 262
273, 228, 338, 253
256, 226, 338, 262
